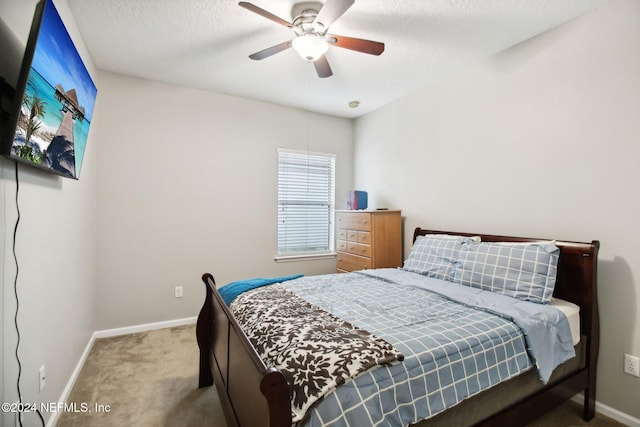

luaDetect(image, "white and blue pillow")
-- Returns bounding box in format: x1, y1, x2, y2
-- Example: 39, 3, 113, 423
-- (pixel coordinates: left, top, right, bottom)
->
453, 241, 559, 304
402, 235, 478, 282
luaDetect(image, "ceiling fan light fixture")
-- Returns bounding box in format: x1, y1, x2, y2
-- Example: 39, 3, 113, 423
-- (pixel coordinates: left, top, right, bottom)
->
292, 34, 329, 61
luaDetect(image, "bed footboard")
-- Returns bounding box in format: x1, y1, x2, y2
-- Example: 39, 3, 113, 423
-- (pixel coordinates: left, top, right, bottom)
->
195, 275, 213, 388
197, 273, 291, 427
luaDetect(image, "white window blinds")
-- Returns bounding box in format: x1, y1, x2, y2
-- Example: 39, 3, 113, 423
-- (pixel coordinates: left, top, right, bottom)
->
277, 148, 336, 256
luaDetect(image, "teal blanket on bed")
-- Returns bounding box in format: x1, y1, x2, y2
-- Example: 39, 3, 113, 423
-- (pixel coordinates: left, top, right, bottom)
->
219, 274, 303, 306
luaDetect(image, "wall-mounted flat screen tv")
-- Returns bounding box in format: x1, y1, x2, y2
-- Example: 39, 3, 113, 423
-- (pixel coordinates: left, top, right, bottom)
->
1, 0, 97, 179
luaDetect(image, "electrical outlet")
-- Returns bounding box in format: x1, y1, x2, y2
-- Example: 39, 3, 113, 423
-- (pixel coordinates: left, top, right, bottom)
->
174, 286, 183, 298
39, 365, 46, 391
624, 354, 640, 377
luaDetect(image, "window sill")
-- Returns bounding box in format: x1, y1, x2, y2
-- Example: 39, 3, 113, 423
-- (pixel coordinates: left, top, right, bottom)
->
274, 252, 337, 263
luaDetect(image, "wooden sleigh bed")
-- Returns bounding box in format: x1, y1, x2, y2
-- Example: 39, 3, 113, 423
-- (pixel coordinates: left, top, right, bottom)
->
196, 228, 600, 427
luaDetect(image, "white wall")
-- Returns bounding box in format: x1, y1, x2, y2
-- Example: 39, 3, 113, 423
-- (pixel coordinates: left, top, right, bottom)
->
94, 71, 353, 329
0, 0, 97, 425
354, 0, 640, 420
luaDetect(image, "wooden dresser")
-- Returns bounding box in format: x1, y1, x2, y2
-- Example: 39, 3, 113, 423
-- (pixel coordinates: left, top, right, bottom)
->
335, 210, 402, 273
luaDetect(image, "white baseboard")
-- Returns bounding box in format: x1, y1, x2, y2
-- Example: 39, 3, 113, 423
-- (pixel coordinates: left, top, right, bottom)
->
47, 331, 97, 427
93, 316, 197, 339
571, 393, 640, 427
48, 317, 197, 426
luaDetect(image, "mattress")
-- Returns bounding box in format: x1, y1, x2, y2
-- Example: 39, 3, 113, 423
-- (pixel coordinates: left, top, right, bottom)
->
550, 297, 580, 345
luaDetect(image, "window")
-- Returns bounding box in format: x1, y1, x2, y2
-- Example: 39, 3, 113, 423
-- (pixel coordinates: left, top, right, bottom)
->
277, 148, 336, 258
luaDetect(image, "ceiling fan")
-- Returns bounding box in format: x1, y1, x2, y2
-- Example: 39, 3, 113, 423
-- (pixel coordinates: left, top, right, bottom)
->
239, 0, 385, 78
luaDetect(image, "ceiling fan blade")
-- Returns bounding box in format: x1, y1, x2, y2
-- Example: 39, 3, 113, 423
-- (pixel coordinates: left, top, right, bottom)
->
239, 2, 293, 28
248, 40, 292, 60
313, 55, 333, 78
314, 0, 355, 29
327, 34, 385, 56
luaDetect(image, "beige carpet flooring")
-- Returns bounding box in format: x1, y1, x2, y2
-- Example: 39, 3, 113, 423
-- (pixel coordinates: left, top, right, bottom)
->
57, 325, 225, 426
57, 324, 626, 427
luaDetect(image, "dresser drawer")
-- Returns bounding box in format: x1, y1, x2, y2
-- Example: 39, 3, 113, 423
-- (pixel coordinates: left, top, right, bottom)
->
347, 242, 371, 258
336, 212, 371, 231
337, 252, 372, 271
337, 240, 347, 252
337, 229, 347, 240
357, 231, 371, 244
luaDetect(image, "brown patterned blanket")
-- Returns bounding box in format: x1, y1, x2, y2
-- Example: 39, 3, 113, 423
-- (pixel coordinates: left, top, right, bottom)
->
230, 283, 404, 425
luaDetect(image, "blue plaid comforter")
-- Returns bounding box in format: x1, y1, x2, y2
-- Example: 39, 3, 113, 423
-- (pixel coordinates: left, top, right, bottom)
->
278, 269, 574, 427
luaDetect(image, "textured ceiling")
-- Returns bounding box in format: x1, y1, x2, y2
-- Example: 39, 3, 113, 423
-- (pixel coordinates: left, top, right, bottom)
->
66, 0, 606, 118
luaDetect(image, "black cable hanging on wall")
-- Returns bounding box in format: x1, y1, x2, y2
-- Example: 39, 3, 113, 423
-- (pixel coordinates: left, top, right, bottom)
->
13, 161, 23, 426
11, 162, 45, 427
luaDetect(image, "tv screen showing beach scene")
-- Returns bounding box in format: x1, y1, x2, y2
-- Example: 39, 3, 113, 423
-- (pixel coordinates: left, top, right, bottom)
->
2, 0, 97, 179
